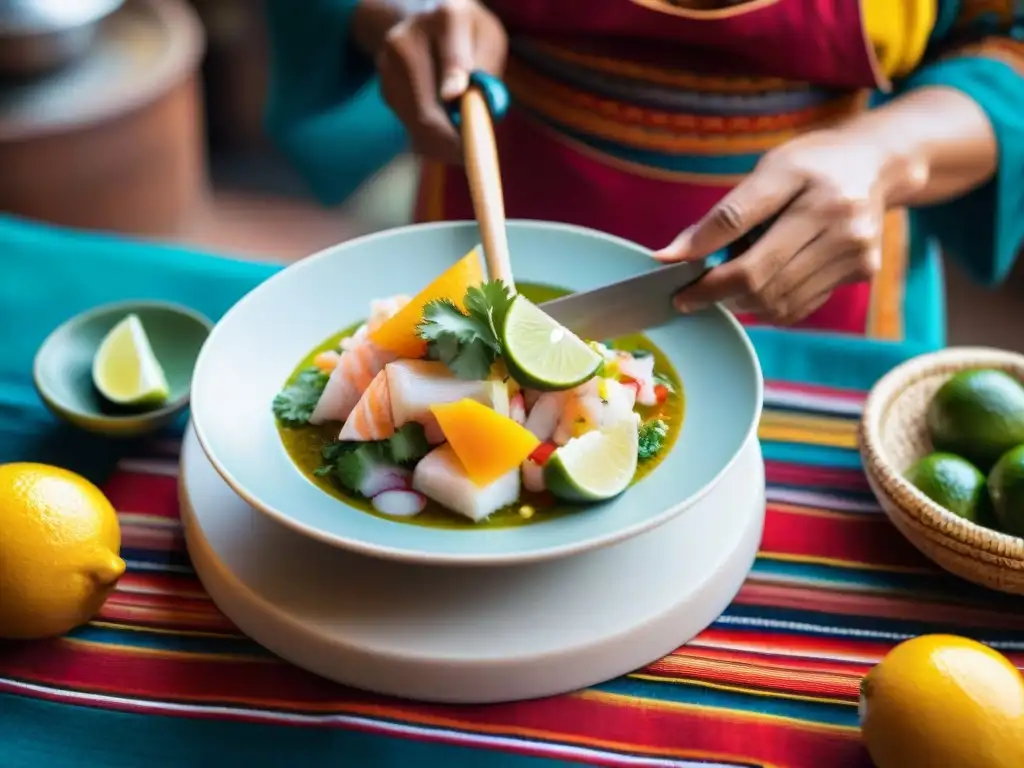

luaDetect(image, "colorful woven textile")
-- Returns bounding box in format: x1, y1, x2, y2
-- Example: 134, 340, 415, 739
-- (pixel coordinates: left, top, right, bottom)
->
3, 215, 1024, 768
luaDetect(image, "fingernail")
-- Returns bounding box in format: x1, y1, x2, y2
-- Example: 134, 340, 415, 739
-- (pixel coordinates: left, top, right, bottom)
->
654, 229, 694, 262
440, 70, 470, 100
674, 295, 707, 314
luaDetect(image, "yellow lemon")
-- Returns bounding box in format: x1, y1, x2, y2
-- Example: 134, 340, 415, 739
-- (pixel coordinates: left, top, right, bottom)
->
861, 634, 1024, 768
0, 463, 125, 640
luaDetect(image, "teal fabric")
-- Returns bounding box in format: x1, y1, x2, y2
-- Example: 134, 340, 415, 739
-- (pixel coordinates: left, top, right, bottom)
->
0, 695, 568, 768
929, 0, 963, 44
898, 54, 1024, 286
0, 215, 269, 484
263, 0, 405, 204
898, 7, 1024, 286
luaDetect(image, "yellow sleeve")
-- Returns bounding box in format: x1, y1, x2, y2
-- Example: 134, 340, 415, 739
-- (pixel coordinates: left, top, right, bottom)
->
862, 0, 938, 78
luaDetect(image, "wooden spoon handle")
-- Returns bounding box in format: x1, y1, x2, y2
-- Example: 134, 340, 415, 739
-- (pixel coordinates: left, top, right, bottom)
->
459, 87, 515, 291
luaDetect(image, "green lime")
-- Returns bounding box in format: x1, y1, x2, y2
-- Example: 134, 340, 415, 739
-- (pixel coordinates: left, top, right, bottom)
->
502, 295, 601, 391
904, 452, 992, 525
544, 418, 639, 502
988, 444, 1024, 537
92, 314, 170, 408
927, 369, 1024, 472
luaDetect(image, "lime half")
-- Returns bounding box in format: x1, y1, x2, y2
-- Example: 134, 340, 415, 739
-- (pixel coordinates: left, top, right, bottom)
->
92, 314, 170, 407
545, 418, 640, 502
502, 295, 601, 391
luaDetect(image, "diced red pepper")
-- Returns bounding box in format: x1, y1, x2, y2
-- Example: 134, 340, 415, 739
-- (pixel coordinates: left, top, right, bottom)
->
619, 376, 641, 396
529, 441, 557, 465
654, 384, 669, 405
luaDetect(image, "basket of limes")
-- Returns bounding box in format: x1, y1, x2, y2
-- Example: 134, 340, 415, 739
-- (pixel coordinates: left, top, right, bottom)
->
860, 347, 1024, 594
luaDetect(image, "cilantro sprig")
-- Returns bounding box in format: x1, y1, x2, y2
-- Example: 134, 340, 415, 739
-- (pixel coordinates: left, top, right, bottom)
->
417, 281, 514, 380
272, 368, 329, 426
638, 419, 669, 461
314, 422, 431, 495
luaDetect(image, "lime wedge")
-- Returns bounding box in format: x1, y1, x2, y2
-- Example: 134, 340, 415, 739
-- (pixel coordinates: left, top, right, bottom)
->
502, 295, 601, 391
544, 418, 640, 502
92, 314, 170, 407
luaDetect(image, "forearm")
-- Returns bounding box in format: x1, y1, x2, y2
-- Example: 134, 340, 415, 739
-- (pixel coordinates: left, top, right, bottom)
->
836, 86, 998, 209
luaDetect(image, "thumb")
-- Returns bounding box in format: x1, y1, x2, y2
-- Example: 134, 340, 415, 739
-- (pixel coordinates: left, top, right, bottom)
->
652, 227, 697, 263
434, 7, 474, 100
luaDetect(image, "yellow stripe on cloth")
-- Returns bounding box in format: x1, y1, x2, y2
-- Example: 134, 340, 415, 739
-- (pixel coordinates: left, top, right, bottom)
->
758, 411, 859, 449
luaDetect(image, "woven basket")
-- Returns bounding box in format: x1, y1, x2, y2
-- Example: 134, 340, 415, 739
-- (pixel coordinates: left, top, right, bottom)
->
859, 347, 1024, 594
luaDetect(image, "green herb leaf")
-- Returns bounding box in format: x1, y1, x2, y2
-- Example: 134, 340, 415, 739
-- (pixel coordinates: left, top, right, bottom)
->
653, 372, 675, 394
314, 440, 356, 477
334, 443, 388, 494
315, 424, 430, 492
417, 299, 490, 344
465, 280, 514, 341
446, 338, 497, 381
416, 288, 505, 380
388, 422, 430, 464
638, 418, 669, 461
272, 368, 329, 426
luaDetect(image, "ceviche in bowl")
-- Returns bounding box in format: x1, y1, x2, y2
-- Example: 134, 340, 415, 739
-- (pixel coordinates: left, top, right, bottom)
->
273, 248, 682, 527
190, 221, 762, 565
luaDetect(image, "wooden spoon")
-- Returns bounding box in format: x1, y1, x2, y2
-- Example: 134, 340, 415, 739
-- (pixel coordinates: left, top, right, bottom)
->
458, 86, 516, 292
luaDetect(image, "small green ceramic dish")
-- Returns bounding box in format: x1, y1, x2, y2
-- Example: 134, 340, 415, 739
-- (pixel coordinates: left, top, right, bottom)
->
33, 301, 212, 437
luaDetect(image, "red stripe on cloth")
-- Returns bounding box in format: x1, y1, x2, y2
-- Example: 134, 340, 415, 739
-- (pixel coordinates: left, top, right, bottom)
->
641, 651, 864, 701
116, 573, 208, 600
760, 505, 931, 570
0, 640, 869, 767
734, 582, 1024, 633
119, 526, 185, 554
103, 472, 180, 519
764, 461, 871, 492
694, 628, 1024, 669
763, 381, 866, 402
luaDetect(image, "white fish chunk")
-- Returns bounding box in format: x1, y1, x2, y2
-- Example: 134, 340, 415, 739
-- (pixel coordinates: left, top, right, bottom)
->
618, 352, 657, 407
553, 378, 636, 445
310, 339, 396, 424
413, 444, 520, 522
386, 360, 498, 434
367, 294, 411, 333
338, 294, 408, 353
524, 391, 568, 441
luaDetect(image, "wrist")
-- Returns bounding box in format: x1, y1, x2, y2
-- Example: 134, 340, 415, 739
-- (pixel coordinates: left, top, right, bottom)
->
828, 120, 930, 209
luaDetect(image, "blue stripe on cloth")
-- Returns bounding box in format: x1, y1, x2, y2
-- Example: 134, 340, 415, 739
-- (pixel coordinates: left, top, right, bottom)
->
66, 623, 268, 657
719, 604, 1024, 647
510, 44, 841, 116
594, 676, 858, 726
525, 116, 764, 172
0, 694, 587, 768
760, 442, 862, 470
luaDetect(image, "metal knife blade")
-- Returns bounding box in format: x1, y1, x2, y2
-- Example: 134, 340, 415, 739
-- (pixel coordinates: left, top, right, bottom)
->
538, 218, 776, 340
539, 258, 710, 340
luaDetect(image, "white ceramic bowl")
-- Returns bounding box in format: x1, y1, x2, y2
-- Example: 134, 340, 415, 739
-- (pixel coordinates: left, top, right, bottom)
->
190, 221, 763, 565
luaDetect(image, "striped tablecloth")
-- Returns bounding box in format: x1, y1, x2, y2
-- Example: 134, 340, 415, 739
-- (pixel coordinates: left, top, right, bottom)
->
3, 216, 1024, 767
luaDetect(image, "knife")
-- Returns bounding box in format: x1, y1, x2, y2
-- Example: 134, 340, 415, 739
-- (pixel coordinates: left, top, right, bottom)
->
540, 220, 772, 340
539, 257, 710, 341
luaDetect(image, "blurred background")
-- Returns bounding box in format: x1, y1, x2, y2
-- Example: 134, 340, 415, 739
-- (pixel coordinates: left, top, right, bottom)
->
2, 0, 1021, 349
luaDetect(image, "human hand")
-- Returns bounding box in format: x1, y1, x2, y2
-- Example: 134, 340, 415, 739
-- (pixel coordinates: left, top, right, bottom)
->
653, 129, 927, 325
375, 0, 507, 164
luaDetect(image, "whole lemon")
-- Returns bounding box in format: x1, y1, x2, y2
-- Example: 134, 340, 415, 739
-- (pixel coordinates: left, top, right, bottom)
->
0, 463, 126, 640
861, 634, 1024, 768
